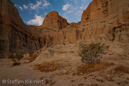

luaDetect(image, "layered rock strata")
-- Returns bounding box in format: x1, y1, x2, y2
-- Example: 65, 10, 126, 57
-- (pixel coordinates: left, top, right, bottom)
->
0, 0, 42, 57
0, 0, 129, 57
41, 11, 69, 31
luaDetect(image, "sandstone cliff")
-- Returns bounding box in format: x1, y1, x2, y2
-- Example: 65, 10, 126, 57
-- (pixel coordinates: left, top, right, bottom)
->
63, 0, 129, 43
80, 0, 129, 42
0, 0, 42, 57
41, 11, 69, 31
0, 0, 70, 57
0, 0, 129, 57
81, 0, 129, 22
47, 0, 129, 43
39, 11, 69, 46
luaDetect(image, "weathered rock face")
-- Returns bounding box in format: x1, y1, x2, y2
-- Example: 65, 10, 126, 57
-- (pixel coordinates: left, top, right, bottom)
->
81, 0, 129, 22
0, 0, 129, 57
0, 0, 69, 57
41, 11, 69, 31
78, 0, 129, 42
0, 0, 42, 57
59, 0, 129, 43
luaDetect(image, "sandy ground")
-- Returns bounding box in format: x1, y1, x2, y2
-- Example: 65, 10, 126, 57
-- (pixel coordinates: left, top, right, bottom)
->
0, 42, 129, 86
0, 53, 129, 86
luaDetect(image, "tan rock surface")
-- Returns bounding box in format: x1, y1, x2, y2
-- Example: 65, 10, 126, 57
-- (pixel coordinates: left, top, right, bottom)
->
0, 0, 129, 57
0, 0, 129, 86
41, 11, 69, 31
0, 0, 42, 57
81, 0, 129, 22
79, 0, 129, 42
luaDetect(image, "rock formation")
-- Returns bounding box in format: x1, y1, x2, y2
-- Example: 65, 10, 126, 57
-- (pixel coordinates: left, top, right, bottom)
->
81, 0, 129, 22
0, 0, 42, 57
80, 0, 129, 42
52, 0, 129, 43
41, 11, 69, 31
0, 0, 129, 57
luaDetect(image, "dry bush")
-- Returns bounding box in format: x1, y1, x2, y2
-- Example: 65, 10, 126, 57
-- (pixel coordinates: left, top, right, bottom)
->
6, 53, 23, 66
24, 51, 40, 61
114, 65, 129, 74
25, 53, 39, 61
76, 62, 114, 75
79, 43, 108, 64
35, 61, 58, 72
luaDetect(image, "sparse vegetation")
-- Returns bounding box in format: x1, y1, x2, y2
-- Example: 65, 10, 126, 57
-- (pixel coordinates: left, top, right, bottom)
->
6, 53, 23, 66
79, 43, 107, 64
24, 51, 41, 62
76, 62, 114, 75
35, 61, 58, 72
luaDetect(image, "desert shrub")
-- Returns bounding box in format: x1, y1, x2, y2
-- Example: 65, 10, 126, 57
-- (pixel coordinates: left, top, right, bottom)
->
24, 50, 41, 62
79, 43, 107, 64
25, 53, 39, 61
35, 61, 58, 72
6, 53, 23, 66
76, 62, 113, 75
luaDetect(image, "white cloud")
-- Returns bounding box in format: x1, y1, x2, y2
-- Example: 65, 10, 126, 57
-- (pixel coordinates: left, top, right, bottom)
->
80, 0, 89, 10
25, 0, 50, 10
43, 0, 50, 7
23, 4, 28, 9
80, 6, 85, 10
15, 4, 23, 11
62, 0, 92, 23
43, 2, 50, 7
63, 4, 80, 22
19, 7, 23, 11
27, 14, 44, 26
29, 1, 42, 10
62, 4, 71, 11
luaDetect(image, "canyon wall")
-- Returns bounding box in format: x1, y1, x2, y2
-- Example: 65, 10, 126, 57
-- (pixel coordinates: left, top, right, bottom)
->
63, 0, 129, 43
0, 0, 129, 57
41, 11, 69, 31
0, 0, 70, 57
0, 0, 42, 57
42, 0, 129, 43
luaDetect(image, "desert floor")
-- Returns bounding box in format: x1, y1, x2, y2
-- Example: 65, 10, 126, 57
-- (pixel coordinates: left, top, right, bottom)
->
0, 51, 129, 86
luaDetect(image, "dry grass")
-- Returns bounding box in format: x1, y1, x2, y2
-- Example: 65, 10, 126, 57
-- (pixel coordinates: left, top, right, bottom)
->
114, 65, 129, 74
24, 51, 40, 61
25, 53, 39, 61
76, 62, 114, 75
34, 61, 58, 72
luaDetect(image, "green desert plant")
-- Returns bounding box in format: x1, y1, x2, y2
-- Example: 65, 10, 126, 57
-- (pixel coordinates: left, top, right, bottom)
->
79, 43, 107, 64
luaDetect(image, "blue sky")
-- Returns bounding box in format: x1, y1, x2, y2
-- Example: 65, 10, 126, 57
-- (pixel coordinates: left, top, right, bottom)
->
10, 0, 92, 26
